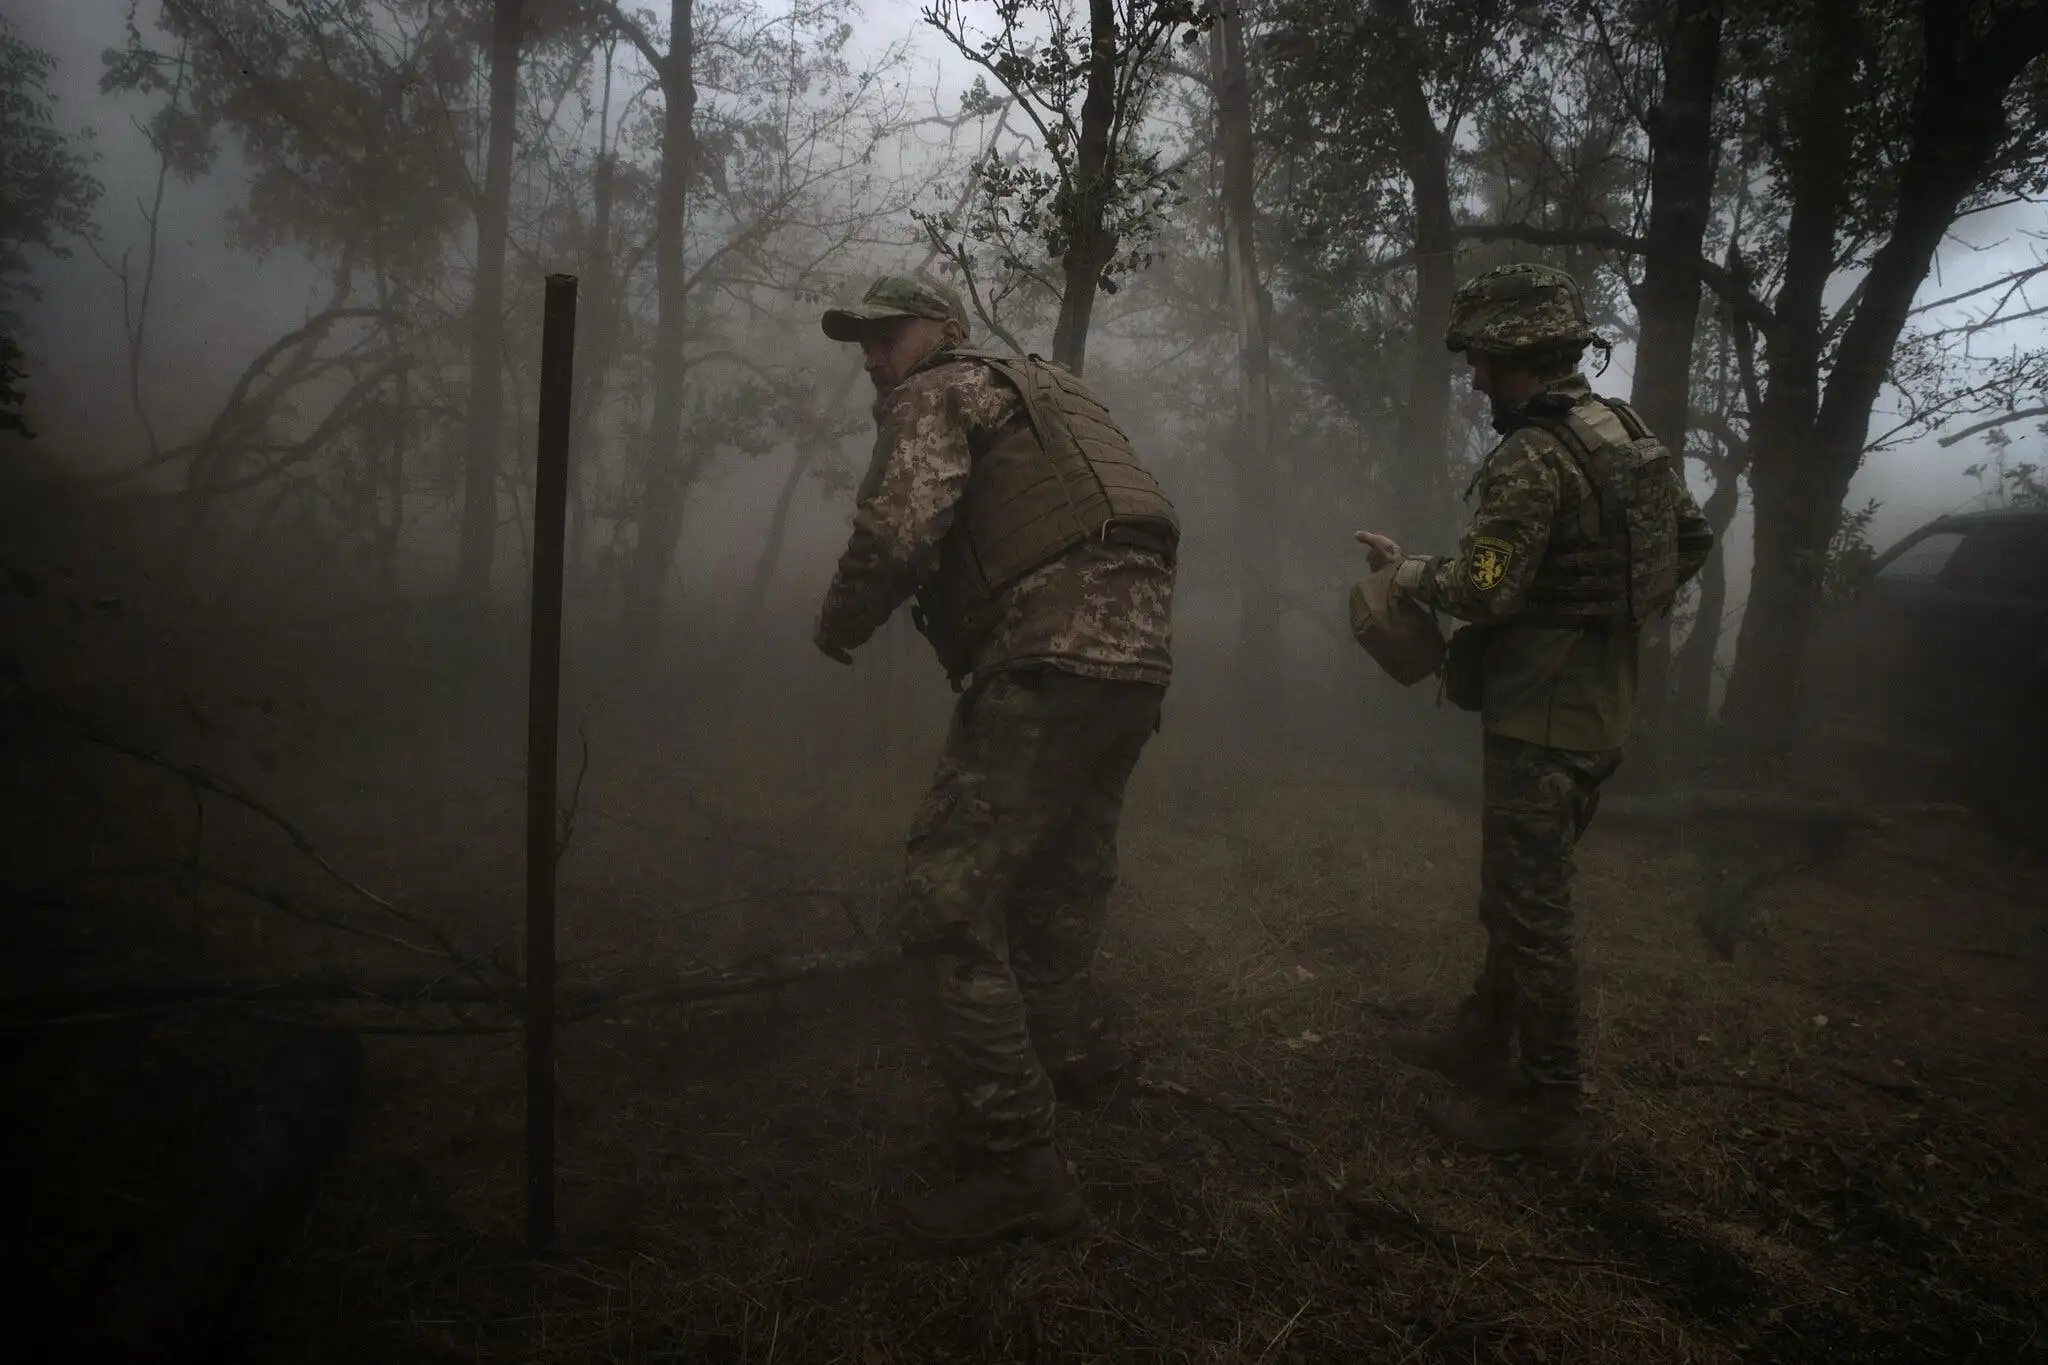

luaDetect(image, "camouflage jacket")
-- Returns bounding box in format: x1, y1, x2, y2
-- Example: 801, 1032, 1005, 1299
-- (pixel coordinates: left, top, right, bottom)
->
817, 356, 1175, 687
1400, 376, 1714, 624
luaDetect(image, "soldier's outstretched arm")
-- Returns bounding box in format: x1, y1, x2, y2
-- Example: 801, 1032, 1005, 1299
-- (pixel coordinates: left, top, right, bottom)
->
1396, 429, 1561, 625
815, 373, 975, 654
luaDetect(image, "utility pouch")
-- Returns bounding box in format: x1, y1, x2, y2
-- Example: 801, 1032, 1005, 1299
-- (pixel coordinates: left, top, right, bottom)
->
1442, 624, 1494, 712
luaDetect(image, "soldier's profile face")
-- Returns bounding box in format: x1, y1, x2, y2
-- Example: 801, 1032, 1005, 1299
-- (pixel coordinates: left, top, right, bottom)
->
860, 316, 951, 394
1467, 351, 1497, 397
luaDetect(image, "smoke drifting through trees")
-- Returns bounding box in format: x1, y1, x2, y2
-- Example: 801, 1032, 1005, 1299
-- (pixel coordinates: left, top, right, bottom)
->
9, 0, 2048, 756
7, 7, 2048, 1357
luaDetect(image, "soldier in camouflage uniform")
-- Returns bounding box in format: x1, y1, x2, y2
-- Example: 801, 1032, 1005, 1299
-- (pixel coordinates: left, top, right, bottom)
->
1357, 263, 1714, 1155
813, 274, 1178, 1249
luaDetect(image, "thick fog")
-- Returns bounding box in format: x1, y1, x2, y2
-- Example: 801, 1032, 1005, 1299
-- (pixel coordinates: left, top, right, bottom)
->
13, 1, 2046, 705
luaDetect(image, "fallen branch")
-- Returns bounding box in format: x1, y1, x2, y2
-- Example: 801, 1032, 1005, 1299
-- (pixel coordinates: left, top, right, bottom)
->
0, 949, 906, 1028
563, 947, 902, 1020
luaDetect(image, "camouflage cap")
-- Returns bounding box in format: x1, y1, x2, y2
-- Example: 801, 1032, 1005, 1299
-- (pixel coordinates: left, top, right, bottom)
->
821, 274, 971, 341
1444, 262, 1598, 356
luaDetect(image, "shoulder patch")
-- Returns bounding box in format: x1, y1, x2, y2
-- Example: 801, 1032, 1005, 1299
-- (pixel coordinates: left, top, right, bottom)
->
1468, 536, 1514, 591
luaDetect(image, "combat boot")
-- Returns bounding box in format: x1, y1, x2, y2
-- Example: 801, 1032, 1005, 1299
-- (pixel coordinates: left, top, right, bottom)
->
1049, 1028, 1134, 1108
1421, 1086, 1589, 1158
900, 1143, 1085, 1253
1386, 998, 1521, 1098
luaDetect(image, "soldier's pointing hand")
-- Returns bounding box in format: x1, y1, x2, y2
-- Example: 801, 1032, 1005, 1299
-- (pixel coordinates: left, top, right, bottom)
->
1355, 530, 1402, 572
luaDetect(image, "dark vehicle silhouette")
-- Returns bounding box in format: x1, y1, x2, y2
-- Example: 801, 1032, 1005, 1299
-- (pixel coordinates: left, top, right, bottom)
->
1800, 506, 2048, 834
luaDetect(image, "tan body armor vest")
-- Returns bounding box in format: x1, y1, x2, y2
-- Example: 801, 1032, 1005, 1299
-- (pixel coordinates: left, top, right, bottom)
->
902, 347, 1179, 676
1512, 393, 1681, 627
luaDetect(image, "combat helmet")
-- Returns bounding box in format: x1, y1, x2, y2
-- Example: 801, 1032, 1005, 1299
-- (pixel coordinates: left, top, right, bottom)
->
1444, 262, 1600, 356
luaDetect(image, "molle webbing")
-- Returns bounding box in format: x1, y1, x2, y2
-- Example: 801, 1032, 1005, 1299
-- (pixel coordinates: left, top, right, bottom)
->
952, 348, 1179, 594
1515, 396, 1678, 627
905, 347, 1178, 681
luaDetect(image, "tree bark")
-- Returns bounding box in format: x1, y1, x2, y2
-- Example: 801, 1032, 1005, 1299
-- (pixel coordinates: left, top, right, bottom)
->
371, 253, 406, 603
1373, 0, 1455, 543
567, 45, 619, 593
1670, 449, 1742, 733
1711, 0, 1854, 766
1628, 0, 1724, 767
456, 0, 524, 602
1211, 7, 1280, 718
618, 0, 697, 653
1630, 0, 1723, 447
1721, 1, 2048, 764
1051, 0, 1118, 374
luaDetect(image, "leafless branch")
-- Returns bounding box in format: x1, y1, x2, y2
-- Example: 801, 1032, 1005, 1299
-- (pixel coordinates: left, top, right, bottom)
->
9, 675, 496, 986
0, 947, 906, 1029
557, 719, 592, 860
1937, 404, 2048, 447
1909, 259, 2048, 317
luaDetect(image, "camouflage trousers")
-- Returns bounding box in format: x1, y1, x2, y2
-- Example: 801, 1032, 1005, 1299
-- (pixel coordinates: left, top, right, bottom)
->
896, 667, 1163, 1153
1471, 731, 1622, 1094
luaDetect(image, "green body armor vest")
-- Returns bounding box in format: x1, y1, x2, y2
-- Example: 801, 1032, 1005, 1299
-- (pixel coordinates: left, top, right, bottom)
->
901, 347, 1179, 678
1513, 394, 1682, 628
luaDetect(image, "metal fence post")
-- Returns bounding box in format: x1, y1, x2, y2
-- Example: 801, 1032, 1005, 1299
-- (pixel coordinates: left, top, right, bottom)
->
526, 273, 577, 1254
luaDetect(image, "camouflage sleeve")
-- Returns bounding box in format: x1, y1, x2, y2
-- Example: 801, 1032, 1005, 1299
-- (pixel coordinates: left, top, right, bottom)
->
1671, 463, 1715, 589
1405, 429, 1563, 624
815, 365, 1007, 651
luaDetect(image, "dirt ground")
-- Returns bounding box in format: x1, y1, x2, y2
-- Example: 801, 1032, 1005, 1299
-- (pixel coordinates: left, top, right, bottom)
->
8, 575, 2048, 1362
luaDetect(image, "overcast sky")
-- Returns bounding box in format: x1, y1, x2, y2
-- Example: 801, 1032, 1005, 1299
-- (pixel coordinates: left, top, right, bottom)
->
15, 0, 2045, 610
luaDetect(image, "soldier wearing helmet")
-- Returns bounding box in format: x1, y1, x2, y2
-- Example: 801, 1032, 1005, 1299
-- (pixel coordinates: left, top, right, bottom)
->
1355, 261, 1714, 1155
812, 273, 1178, 1250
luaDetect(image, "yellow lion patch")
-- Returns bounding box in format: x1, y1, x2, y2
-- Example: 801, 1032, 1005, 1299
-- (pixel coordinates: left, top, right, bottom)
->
1468, 537, 1514, 591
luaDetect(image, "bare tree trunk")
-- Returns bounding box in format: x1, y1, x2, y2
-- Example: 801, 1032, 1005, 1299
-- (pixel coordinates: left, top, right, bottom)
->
383, 365, 407, 601
1630, 0, 1724, 446
1628, 0, 1724, 770
371, 255, 406, 603
568, 52, 619, 596
1670, 450, 1741, 731
1211, 6, 1279, 717
1374, 0, 1455, 543
619, 0, 697, 654
1630, 0, 1728, 444
456, 0, 524, 602
1051, 0, 1118, 374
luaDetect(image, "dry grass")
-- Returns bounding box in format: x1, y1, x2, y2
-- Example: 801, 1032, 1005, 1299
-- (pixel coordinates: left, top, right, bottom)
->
6, 537, 2041, 1362
161, 663, 2048, 1364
